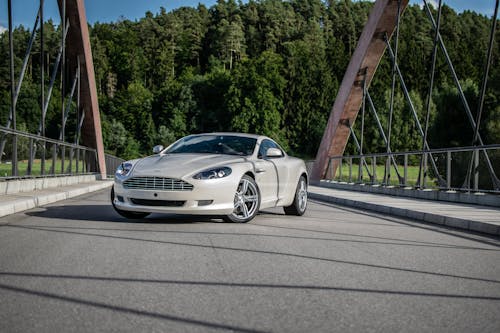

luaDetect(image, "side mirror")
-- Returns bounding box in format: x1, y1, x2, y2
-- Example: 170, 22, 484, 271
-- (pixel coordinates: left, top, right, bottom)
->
266, 147, 283, 158
152, 145, 164, 154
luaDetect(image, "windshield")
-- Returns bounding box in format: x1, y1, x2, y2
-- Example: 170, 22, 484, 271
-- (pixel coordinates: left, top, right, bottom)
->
165, 135, 257, 156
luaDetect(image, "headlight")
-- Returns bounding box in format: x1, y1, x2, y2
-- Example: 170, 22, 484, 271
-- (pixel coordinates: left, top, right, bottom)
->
115, 162, 133, 178
193, 167, 232, 180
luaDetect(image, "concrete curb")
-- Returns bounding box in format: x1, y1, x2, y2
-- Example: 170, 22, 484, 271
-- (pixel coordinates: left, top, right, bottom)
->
309, 191, 500, 236
0, 174, 102, 195
318, 180, 500, 207
0, 180, 113, 219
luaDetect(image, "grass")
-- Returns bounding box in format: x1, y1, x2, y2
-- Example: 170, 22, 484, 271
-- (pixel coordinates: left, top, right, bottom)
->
0, 159, 87, 178
327, 162, 437, 187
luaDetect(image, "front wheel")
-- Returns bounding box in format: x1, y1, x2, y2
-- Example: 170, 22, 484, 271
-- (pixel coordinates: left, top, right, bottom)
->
111, 186, 150, 219
284, 176, 307, 216
223, 175, 260, 223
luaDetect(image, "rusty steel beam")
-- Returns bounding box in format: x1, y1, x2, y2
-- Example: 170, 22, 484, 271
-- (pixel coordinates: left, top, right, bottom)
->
59, 0, 106, 178
311, 0, 409, 182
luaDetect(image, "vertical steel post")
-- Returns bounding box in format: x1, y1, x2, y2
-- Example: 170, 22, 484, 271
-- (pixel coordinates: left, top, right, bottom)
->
446, 151, 451, 189
384, 0, 401, 186
76, 148, 80, 173
419, 0, 442, 188
27, 138, 34, 175
51, 144, 56, 174
423, 153, 428, 189
8, 0, 18, 176
357, 158, 363, 182
404, 154, 408, 187
348, 157, 352, 182
81, 149, 84, 173
40, 0, 45, 175
473, 149, 479, 191
338, 158, 342, 181
372, 156, 377, 184
329, 159, 334, 179
61, 0, 66, 174
69, 148, 73, 174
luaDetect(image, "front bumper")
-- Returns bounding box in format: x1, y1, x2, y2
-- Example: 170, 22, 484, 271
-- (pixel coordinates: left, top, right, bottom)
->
113, 175, 238, 215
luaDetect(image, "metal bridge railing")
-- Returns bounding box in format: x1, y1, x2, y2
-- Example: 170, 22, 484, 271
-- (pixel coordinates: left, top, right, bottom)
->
105, 154, 125, 178
3, 0, 108, 180
0, 126, 98, 180
326, 144, 500, 194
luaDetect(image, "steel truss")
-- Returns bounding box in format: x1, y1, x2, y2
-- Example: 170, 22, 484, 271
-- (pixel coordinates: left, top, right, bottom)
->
313, 0, 500, 193
1, 0, 107, 179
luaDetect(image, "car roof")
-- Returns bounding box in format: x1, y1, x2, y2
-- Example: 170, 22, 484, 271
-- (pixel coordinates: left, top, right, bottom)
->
196, 132, 265, 140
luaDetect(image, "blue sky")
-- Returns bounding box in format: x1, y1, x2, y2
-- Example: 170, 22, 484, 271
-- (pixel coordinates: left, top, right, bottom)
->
0, 0, 497, 32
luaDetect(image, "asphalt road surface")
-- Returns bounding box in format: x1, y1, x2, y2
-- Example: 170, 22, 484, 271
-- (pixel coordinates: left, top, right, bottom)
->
1, 189, 499, 332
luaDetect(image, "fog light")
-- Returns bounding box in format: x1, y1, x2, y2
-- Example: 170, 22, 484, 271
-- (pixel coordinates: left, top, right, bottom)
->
117, 195, 124, 203
197, 200, 213, 206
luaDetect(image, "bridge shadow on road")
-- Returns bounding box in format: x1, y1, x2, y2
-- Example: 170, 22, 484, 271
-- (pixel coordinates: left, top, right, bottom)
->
22, 203, 500, 253
25, 204, 223, 224
6, 226, 500, 286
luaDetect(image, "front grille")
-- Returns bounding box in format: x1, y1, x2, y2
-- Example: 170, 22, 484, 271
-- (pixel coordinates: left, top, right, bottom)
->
130, 198, 185, 207
123, 177, 194, 191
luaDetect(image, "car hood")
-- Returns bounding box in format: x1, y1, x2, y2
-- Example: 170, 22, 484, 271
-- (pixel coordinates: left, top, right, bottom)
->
130, 153, 247, 179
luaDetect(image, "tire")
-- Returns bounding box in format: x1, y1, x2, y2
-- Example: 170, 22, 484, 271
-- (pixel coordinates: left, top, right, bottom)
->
111, 186, 150, 219
284, 175, 307, 216
223, 175, 260, 223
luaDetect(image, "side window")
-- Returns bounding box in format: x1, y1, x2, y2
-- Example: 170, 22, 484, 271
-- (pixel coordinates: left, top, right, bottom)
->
258, 139, 282, 159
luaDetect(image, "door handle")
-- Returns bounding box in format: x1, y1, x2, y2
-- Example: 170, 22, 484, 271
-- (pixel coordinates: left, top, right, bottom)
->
255, 168, 266, 173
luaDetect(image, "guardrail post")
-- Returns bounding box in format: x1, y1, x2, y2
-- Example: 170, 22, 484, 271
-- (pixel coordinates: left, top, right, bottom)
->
423, 153, 428, 188
348, 157, 352, 182
27, 138, 34, 176
76, 148, 80, 173
358, 157, 363, 183
403, 154, 408, 186
474, 149, 479, 191
41, 141, 45, 175
61, 146, 65, 174
446, 151, 451, 189
69, 147, 73, 174
83, 149, 86, 173
338, 158, 342, 181
372, 156, 377, 184
51, 144, 56, 175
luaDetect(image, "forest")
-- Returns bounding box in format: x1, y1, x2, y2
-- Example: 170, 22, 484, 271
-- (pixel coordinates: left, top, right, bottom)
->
1, 0, 499, 161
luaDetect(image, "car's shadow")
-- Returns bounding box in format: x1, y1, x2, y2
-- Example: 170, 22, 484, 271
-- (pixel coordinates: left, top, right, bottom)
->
25, 204, 283, 224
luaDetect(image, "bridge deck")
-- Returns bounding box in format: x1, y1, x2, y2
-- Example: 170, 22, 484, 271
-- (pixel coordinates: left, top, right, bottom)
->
1, 188, 499, 332
310, 185, 500, 236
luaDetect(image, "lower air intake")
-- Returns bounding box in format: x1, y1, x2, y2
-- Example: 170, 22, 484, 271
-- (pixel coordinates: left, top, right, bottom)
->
130, 199, 185, 207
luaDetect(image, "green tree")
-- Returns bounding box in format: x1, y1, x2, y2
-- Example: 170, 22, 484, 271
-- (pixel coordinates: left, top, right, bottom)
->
227, 51, 288, 147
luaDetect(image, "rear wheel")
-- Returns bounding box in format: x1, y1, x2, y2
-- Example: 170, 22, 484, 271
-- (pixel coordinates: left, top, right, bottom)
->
223, 175, 260, 223
284, 176, 307, 216
111, 186, 150, 219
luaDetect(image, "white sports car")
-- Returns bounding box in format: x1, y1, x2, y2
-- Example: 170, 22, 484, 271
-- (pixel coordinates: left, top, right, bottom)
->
111, 133, 308, 222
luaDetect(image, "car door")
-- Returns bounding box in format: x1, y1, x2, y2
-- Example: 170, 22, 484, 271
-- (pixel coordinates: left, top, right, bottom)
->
254, 139, 288, 208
